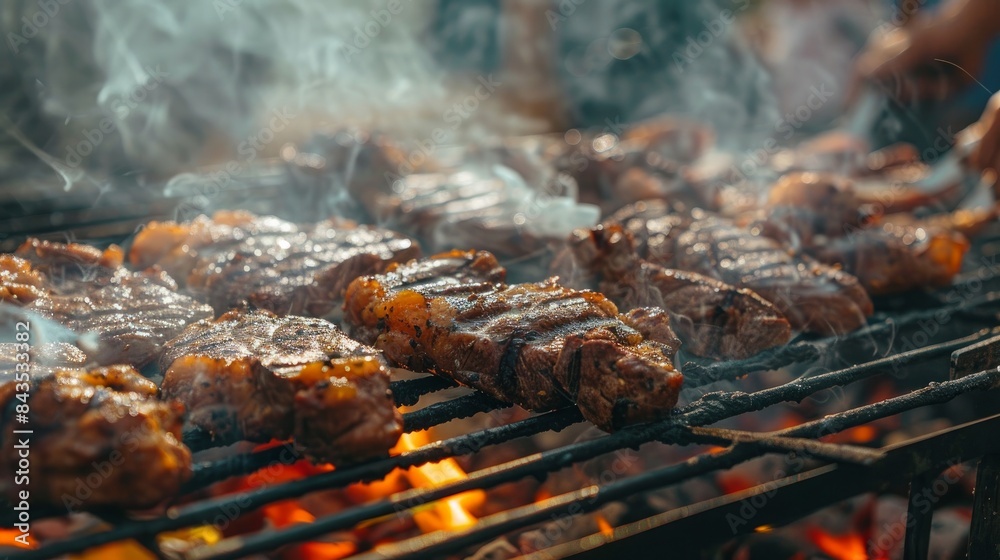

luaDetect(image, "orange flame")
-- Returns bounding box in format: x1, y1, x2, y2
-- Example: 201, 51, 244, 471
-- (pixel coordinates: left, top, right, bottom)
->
0, 529, 35, 550
807, 527, 867, 560
595, 515, 614, 538
395, 430, 485, 532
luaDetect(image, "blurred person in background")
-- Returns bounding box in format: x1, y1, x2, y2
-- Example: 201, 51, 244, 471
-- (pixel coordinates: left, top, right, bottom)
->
853, 0, 1000, 170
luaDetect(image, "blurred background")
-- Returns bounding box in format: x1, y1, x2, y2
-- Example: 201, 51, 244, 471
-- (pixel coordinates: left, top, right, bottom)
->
0, 0, 997, 216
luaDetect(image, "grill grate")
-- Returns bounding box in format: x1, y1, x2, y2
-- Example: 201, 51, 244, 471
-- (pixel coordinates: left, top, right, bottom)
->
6, 222, 1000, 560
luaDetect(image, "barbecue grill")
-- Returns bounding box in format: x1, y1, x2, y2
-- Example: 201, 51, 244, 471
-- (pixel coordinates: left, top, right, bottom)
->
4, 163, 1000, 560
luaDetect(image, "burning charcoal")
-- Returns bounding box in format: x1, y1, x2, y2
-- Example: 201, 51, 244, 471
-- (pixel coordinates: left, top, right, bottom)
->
344, 250, 682, 431
129, 210, 419, 317
160, 308, 402, 463
0, 348, 191, 510
3, 240, 214, 368
560, 223, 791, 360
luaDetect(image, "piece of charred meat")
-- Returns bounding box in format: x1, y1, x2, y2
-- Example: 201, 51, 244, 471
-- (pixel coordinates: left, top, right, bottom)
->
671, 216, 874, 335
364, 169, 597, 260
344, 250, 683, 431
129, 210, 420, 317
758, 174, 974, 295
0, 346, 190, 510
563, 225, 791, 359
160, 308, 401, 463
758, 172, 866, 247
808, 224, 969, 296
3, 240, 213, 368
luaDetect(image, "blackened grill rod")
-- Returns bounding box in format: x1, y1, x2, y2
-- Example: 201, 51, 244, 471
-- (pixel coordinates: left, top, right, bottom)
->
10, 326, 995, 558
184, 341, 1000, 560
345, 368, 1000, 560
184, 326, 994, 492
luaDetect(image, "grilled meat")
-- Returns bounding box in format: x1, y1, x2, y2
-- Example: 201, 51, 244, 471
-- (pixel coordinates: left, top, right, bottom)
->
0, 347, 190, 510
3, 240, 213, 368
160, 308, 402, 463
759, 174, 974, 295
809, 224, 969, 296
365, 169, 597, 260
760, 172, 865, 247
129, 210, 420, 317
671, 217, 874, 335
344, 250, 683, 431
564, 225, 791, 359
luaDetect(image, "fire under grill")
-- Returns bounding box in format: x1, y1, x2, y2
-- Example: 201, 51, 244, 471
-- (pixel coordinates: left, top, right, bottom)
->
2, 214, 1000, 560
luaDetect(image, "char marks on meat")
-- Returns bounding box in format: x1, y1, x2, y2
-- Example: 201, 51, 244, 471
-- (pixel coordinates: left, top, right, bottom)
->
809, 224, 969, 296
0, 346, 190, 509
3, 240, 213, 368
129, 210, 420, 317
672, 216, 874, 335
563, 225, 791, 359
160, 308, 402, 463
344, 250, 682, 431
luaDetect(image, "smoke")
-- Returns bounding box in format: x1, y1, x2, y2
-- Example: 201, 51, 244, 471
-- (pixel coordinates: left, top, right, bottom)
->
2, 0, 448, 179
554, 0, 779, 151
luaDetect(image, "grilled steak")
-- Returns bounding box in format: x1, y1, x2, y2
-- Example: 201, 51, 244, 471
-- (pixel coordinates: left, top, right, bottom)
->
0, 346, 190, 510
759, 174, 972, 295
808, 224, 969, 296
129, 210, 420, 317
160, 308, 402, 463
564, 225, 791, 359
3, 240, 213, 368
344, 250, 683, 431
672, 217, 874, 335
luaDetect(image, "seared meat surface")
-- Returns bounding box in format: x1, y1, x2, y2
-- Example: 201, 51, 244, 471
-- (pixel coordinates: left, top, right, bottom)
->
671, 216, 874, 335
129, 210, 419, 317
344, 251, 683, 431
759, 174, 972, 295
160, 309, 402, 463
809, 224, 969, 296
3, 240, 213, 368
0, 347, 190, 510
563, 225, 791, 359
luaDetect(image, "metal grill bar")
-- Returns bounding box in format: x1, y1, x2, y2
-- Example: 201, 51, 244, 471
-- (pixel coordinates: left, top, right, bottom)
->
9, 325, 999, 559
348, 369, 1000, 560
183, 352, 1000, 559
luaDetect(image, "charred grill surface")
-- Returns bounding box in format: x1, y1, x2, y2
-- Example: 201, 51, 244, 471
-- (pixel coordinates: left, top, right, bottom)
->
344, 250, 683, 431
129, 210, 419, 317
0, 347, 191, 510
160, 308, 402, 463
563, 225, 792, 359
3, 240, 213, 368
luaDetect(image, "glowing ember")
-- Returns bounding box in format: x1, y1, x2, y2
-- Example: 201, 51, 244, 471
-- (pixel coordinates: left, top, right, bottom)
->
595, 515, 615, 538
0, 528, 35, 549
396, 430, 485, 532
807, 527, 867, 560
